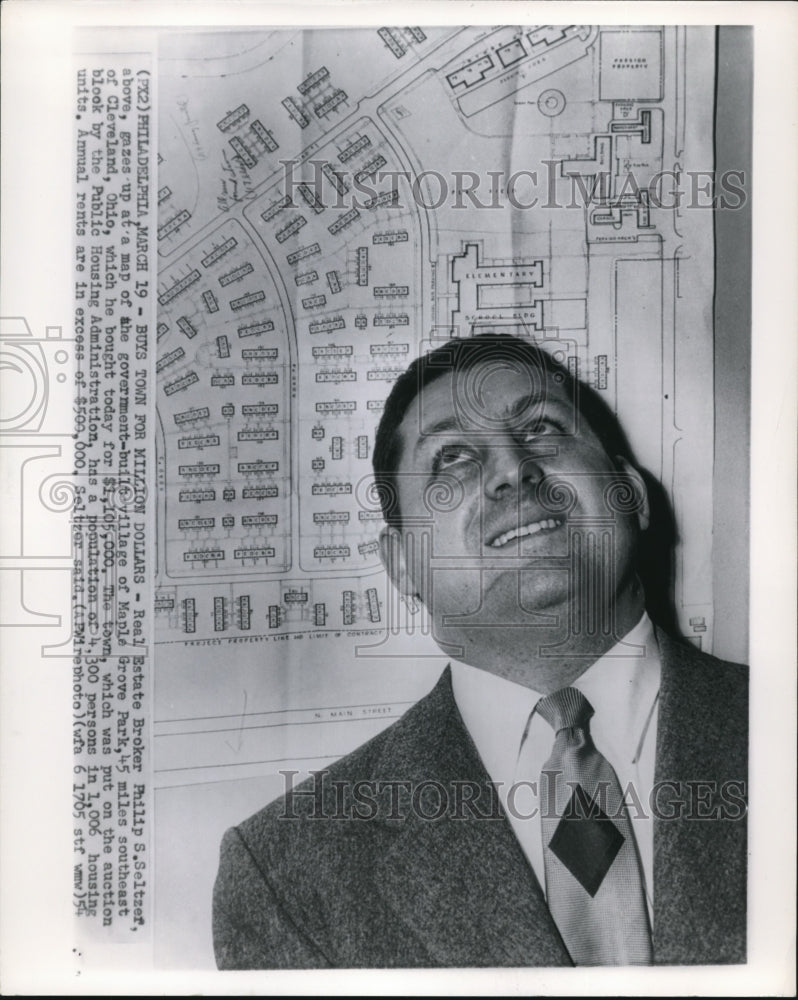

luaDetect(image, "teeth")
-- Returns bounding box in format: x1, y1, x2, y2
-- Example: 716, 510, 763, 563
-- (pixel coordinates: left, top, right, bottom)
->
491, 518, 562, 548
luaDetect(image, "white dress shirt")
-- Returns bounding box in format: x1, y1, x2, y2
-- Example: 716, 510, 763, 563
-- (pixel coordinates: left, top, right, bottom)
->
450, 613, 661, 922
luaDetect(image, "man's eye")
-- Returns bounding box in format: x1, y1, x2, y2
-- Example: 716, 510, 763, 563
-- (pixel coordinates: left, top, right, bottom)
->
431, 445, 477, 475
520, 419, 560, 442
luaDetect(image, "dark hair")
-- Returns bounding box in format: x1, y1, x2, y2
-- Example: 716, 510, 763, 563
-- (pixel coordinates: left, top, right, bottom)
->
372, 332, 634, 527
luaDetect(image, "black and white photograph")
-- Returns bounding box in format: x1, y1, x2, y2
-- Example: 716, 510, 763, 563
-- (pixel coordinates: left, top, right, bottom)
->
0, 2, 795, 995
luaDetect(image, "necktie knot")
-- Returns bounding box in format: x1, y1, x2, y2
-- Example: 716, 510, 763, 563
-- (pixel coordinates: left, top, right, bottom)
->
537, 686, 594, 733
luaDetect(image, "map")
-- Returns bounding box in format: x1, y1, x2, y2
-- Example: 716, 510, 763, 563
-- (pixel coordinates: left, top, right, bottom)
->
152, 25, 718, 964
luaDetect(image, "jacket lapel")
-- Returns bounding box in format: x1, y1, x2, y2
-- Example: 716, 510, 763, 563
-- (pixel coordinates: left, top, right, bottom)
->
370, 669, 572, 967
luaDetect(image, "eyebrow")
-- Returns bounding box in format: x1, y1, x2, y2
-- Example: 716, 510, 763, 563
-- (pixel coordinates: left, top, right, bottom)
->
502, 393, 546, 421
413, 416, 461, 454
412, 392, 557, 455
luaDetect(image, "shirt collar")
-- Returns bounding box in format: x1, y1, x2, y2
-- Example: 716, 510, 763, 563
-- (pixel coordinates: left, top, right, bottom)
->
450, 613, 661, 782
571, 612, 661, 767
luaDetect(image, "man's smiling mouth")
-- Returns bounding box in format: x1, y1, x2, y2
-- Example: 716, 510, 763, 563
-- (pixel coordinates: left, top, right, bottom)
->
489, 517, 565, 548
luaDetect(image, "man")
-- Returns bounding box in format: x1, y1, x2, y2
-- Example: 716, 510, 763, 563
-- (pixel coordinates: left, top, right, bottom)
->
213, 333, 747, 968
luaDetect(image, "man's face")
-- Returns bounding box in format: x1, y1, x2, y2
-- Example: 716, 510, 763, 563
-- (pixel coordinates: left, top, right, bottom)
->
379, 359, 648, 667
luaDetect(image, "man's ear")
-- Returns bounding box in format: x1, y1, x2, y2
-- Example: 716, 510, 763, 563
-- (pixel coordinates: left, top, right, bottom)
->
378, 525, 419, 598
615, 457, 650, 532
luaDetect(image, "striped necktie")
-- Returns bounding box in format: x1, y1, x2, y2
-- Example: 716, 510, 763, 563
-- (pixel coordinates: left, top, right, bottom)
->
537, 686, 653, 965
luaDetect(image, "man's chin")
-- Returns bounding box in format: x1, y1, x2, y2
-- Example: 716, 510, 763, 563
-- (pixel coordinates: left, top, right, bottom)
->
484, 568, 572, 623
430, 594, 568, 651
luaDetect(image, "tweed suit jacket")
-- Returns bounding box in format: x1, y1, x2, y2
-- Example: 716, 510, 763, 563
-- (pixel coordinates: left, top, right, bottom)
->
213, 630, 748, 968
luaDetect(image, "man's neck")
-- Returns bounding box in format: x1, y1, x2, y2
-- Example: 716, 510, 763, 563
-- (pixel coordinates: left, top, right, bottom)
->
441, 583, 647, 695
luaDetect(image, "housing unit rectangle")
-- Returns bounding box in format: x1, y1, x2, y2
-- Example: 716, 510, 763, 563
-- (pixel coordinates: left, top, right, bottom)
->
178, 489, 216, 502
364, 190, 398, 209
250, 119, 278, 151
238, 460, 279, 474
314, 90, 347, 117
158, 209, 191, 241
156, 347, 185, 373
159, 269, 201, 306
176, 318, 197, 339
315, 546, 350, 559
313, 511, 350, 524
219, 262, 254, 286
328, 207, 360, 235
179, 463, 221, 477
241, 346, 279, 359
282, 95, 310, 128
316, 370, 356, 384
238, 596, 252, 631
356, 247, 369, 285
234, 547, 275, 560
230, 290, 266, 310
261, 195, 292, 223
213, 597, 228, 632
237, 429, 279, 442
338, 134, 371, 163
174, 406, 210, 425
241, 514, 278, 526
373, 313, 409, 327
178, 435, 220, 450
297, 182, 325, 214
287, 243, 321, 265
242, 403, 279, 416
201, 237, 238, 267
315, 400, 355, 413
182, 598, 197, 633
243, 486, 279, 499
378, 27, 406, 58
371, 342, 409, 355
312, 482, 353, 495
354, 154, 387, 184
164, 371, 199, 395
366, 587, 381, 621
313, 345, 353, 357
298, 66, 330, 95
178, 517, 216, 530
309, 316, 345, 334
238, 320, 274, 338
276, 215, 307, 243
373, 229, 408, 245
217, 104, 249, 132
321, 162, 349, 194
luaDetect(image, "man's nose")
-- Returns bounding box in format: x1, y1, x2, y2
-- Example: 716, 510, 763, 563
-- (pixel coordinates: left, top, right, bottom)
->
483, 439, 543, 500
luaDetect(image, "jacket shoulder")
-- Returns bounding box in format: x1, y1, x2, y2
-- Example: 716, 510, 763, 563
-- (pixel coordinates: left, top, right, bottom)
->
656, 628, 748, 774
658, 629, 748, 701
220, 668, 459, 887
213, 669, 458, 968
